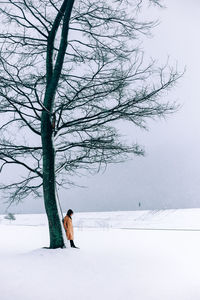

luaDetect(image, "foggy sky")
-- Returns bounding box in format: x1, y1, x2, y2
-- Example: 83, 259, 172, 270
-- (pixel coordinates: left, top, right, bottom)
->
1, 0, 200, 214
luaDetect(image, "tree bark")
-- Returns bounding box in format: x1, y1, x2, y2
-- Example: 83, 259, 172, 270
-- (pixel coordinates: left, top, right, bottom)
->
41, 110, 65, 248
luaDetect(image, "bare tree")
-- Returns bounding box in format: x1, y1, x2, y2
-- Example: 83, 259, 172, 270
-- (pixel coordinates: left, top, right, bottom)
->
0, 0, 180, 248
4, 212, 16, 221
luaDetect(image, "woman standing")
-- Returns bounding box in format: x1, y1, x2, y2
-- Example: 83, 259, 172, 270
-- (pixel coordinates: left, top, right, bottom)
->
63, 209, 78, 248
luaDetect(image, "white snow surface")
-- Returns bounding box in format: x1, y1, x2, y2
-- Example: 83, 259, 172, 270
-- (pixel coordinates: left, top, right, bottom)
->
1, 208, 200, 300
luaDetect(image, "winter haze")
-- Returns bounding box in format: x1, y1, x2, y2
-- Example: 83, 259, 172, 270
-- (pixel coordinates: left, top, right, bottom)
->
0, 0, 199, 213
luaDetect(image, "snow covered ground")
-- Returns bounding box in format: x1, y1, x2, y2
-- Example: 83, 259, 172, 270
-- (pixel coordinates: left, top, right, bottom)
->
1, 209, 200, 300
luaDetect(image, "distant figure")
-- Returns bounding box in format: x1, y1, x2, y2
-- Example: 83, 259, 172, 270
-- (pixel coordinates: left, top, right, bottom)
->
63, 209, 78, 248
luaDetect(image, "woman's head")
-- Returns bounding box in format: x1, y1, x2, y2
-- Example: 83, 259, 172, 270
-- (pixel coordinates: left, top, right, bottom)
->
67, 209, 74, 217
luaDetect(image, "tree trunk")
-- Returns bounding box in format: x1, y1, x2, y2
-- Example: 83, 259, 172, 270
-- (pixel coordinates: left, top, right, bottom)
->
41, 110, 65, 248
40, 0, 75, 248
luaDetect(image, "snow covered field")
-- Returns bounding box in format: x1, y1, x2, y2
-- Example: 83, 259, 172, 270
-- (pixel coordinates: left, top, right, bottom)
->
1, 209, 200, 300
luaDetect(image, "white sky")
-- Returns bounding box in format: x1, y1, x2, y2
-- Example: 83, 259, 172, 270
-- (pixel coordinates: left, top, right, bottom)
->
1, 0, 200, 213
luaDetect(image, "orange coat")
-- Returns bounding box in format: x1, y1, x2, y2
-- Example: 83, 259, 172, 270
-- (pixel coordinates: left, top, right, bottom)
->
63, 215, 74, 240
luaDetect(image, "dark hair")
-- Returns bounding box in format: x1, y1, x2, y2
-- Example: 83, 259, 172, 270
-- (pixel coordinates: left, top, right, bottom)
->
67, 209, 74, 217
